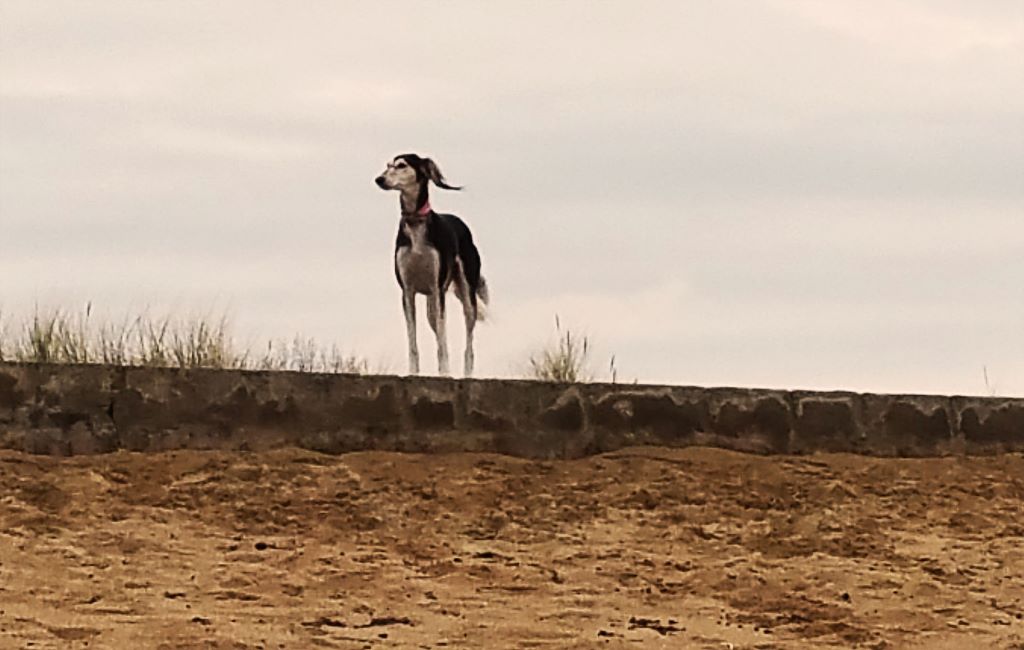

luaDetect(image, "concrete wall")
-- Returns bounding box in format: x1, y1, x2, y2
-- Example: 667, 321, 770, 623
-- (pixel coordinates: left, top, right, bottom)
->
1, 362, 1021, 458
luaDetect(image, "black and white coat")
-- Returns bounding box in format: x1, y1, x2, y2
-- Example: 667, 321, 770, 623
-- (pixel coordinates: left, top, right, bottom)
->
375, 154, 488, 376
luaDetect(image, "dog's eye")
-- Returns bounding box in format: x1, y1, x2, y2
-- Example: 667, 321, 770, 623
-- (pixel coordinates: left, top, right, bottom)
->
395, 162, 407, 169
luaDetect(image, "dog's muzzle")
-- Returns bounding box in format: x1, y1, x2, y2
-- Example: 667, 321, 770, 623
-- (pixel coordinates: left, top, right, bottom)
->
374, 176, 389, 189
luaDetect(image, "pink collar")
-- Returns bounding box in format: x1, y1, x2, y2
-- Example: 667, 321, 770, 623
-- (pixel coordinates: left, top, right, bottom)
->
403, 201, 431, 223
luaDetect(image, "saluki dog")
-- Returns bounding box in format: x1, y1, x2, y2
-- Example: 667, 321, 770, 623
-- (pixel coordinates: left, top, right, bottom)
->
375, 154, 488, 376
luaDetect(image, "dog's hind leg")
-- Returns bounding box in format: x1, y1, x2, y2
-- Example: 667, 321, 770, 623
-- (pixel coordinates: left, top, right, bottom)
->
453, 274, 476, 377
426, 291, 450, 376
403, 290, 419, 375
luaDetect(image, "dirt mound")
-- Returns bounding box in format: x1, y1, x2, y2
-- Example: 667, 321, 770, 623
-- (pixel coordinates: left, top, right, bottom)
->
1, 446, 1022, 648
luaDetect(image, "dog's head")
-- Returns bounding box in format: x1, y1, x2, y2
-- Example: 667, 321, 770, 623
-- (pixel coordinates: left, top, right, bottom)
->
375, 154, 461, 192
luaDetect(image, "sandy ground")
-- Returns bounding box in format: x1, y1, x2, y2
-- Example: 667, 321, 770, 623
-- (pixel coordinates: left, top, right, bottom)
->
0, 446, 1022, 650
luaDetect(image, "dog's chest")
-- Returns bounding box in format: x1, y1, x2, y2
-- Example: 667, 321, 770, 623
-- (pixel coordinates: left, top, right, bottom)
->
396, 222, 440, 294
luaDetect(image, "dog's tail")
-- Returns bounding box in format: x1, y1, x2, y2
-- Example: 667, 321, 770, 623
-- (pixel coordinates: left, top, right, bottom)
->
475, 277, 490, 322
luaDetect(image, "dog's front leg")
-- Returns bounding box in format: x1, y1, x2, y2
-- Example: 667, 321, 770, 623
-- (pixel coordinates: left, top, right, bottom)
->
426, 292, 450, 376
403, 290, 419, 374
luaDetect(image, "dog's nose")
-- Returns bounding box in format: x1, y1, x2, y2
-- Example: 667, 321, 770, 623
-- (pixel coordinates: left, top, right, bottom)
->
375, 176, 388, 189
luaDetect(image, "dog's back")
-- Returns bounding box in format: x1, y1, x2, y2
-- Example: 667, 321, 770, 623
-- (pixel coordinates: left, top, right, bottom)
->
437, 213, 487, 312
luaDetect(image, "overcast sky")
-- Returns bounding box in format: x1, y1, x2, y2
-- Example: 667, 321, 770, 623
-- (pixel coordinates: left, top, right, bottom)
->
1, 1, 1022, 395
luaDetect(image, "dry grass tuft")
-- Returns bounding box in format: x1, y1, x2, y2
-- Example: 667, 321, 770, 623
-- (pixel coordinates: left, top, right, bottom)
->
0, 305, 372, 374
527, 315, 593, 383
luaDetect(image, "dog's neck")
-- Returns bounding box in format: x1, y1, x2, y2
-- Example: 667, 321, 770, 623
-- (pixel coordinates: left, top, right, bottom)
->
400, 184, 432, 222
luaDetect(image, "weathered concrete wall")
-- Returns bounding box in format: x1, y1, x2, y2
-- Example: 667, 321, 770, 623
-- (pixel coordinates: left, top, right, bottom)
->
0, 362, 1021, 458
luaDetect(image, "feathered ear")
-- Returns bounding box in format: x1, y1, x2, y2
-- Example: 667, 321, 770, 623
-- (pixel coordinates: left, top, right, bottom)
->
422, 158, 462, 191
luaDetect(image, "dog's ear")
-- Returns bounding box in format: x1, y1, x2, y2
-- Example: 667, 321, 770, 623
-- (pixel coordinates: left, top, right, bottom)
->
422, 158, 462, 191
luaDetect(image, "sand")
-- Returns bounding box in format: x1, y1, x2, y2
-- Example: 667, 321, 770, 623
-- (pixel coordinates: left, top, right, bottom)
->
0, 446, 1022, 649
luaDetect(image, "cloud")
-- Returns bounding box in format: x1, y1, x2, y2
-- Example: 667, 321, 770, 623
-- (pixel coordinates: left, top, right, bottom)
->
767, 0, 1023, 56
137, 122, 323, 163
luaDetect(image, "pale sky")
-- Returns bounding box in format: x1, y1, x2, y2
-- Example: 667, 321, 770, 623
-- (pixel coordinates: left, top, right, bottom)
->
1, 1, 1022, 396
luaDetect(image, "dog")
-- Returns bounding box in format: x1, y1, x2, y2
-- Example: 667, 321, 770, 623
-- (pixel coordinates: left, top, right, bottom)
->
375, 154, 488, 376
